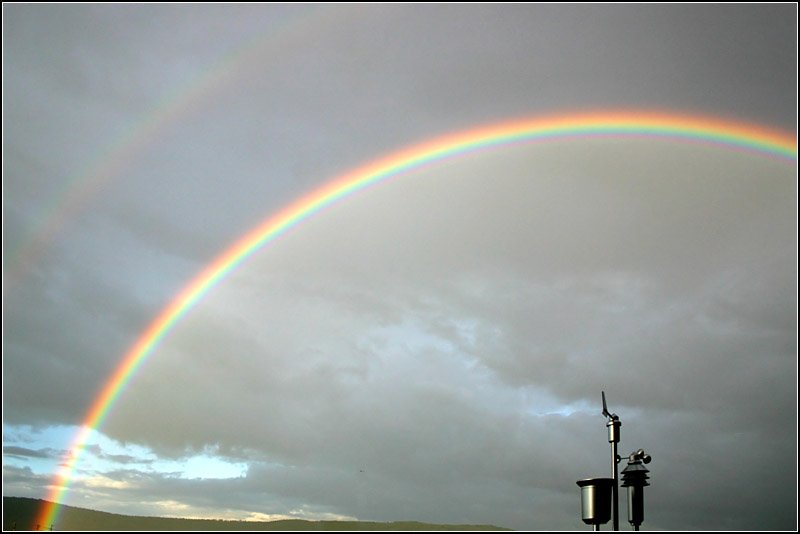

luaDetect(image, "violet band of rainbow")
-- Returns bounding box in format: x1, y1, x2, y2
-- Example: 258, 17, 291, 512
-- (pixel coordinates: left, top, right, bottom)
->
37, 110, 796, 528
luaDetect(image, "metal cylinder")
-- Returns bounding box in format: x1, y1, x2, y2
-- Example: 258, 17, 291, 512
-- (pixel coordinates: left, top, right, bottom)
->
626, 483, 645, 527
621, 459, 650, 530
577, 477, 613, 527
606, 418, 620, 444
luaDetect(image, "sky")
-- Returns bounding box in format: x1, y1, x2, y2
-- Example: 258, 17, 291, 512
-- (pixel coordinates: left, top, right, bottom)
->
2, 4, 797, 531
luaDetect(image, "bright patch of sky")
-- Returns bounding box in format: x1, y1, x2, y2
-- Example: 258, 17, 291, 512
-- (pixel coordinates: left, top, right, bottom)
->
364, 318, 586, 419
3, 423, 246, 480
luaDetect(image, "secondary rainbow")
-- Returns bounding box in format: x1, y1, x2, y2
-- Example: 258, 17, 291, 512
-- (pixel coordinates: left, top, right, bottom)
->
2, 5, 336, 285
37, 110, 796, 528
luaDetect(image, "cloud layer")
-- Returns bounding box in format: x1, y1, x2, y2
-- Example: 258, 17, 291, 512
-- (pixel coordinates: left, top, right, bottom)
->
3, 4, 796, 531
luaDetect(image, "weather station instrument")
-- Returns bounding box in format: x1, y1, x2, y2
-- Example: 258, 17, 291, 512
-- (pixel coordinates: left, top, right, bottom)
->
576, 392, 652, 531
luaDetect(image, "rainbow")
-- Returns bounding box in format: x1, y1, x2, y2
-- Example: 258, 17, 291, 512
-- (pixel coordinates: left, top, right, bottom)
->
36, 110, 796, 528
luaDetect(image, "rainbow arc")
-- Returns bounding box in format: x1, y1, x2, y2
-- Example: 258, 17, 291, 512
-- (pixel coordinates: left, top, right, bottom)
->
37, 110, 796, 528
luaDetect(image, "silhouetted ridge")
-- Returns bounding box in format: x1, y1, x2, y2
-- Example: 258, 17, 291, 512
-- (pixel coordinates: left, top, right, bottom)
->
3, 497, 509, 531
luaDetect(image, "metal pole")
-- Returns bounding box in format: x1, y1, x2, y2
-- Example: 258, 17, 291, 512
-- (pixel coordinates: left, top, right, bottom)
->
611, 439, 618, 531
607, 417, 621, 531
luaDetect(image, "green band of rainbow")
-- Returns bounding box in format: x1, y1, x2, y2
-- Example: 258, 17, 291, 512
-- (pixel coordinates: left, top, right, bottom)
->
37, 110, 796, 528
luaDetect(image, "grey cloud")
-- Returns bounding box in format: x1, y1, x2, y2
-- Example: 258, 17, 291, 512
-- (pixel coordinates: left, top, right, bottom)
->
3, 446, 58, 460
3, 4, 796, 531
78, 443, 155, 466
100, 141, 793, 529
2, 465, 54, 499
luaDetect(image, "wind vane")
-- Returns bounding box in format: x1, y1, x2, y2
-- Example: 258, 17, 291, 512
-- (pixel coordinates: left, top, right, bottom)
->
601, 391, 617, 421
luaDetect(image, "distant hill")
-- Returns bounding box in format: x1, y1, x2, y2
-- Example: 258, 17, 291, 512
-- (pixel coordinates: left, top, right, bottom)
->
3, 497, 509, 531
